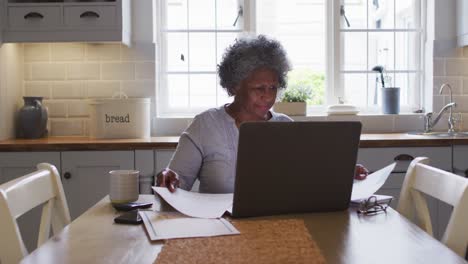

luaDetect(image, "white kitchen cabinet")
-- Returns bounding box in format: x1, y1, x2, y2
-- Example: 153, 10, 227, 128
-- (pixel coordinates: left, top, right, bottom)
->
135, 150, 154, 194
153, 149, 200, 192
0, 152, 60, 253
453, 145, 468, 177
357, 146, 452, 239
61, 151, 134, 220
439, 145, 468, 244
2, 0, 154, 44
3, 0, 122, 42
154, 149, 174, 174
457, 0, 468, 46
154, 149, 173, 190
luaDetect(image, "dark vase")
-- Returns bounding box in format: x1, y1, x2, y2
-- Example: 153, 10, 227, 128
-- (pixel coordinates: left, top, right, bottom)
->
17, 97, 48, 139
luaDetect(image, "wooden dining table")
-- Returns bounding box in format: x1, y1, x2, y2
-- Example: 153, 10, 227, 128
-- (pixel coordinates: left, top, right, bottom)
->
20, 195, 467, 264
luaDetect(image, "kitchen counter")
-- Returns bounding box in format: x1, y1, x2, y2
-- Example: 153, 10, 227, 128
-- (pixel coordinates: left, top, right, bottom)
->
0, 133, 467, 151
0, 137, 180, 151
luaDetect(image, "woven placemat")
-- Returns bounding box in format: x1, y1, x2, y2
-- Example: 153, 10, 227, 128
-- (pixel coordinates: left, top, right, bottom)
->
154, 219, 326, 264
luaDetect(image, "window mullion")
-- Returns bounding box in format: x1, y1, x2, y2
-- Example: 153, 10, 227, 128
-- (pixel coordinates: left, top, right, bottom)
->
420, 0, 427, 110
244, 0, 255, 33
164, 29, 242, 33
215, 0, 218, 106
159, 0, 169, 116
166, 71, 218, 74
393, 0, 397, 88
186, 0, 191, 109
342, 70, 421, 74
366, 0, 369, 107
332, 0, 342, 104
341, 28, 422, 32
326, 0, 333, 104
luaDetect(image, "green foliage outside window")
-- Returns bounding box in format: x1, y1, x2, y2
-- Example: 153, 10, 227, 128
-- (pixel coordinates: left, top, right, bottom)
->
280, 86, 311, 103
281, 69, 325, 105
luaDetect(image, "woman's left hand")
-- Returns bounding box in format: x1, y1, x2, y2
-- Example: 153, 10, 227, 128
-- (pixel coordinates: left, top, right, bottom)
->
354, 164, 369, 180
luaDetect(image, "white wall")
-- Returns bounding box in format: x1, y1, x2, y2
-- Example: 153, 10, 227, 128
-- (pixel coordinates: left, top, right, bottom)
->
0, 44, 23, 140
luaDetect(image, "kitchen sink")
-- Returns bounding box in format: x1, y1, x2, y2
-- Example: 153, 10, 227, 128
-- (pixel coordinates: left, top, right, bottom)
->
407, 131, 468, 137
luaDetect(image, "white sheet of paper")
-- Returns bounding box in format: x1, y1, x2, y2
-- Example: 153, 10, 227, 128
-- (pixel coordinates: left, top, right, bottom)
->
351, 162, 396, 201
152, 186, 233, 218
140, 211, 239, 241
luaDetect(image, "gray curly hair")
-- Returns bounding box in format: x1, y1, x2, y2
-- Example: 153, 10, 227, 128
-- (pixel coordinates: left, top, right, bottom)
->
218, 35, 291, 96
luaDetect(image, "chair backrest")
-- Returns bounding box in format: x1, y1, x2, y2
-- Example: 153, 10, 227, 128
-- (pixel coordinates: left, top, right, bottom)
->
397, 157, 468, 257
0, 163, 71, 264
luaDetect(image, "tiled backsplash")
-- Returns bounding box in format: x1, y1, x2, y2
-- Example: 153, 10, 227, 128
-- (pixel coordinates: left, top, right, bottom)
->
294, 114, 425, 133
433, 42, 468, 132
153, 114, 429, 137
23, 43, 155, 136
19, 41, 468, 137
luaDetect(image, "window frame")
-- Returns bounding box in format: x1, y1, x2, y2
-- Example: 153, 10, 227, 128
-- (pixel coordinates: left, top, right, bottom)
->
155, 0, 427, 117
333, 0, 427, 113
155, 0, 248, 117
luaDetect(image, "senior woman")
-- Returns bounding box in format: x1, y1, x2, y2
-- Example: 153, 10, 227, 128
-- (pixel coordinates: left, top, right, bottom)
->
157, 35, 369, 193
157, 35, 292, 193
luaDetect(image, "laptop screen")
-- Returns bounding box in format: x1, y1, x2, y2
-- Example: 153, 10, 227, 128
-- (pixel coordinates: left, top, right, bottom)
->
232, 121, 362, 218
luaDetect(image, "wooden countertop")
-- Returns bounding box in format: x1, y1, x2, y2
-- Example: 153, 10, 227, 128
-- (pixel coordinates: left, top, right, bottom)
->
0, 134, 467, 151
358, 133, 456, 147
0, 137, 180, 151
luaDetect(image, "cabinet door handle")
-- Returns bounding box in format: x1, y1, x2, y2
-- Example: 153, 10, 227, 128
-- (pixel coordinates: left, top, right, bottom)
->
24, 12, 44, 20
394, 154, 414, 161
80, 11, 100, 18
64, 172, 72, 179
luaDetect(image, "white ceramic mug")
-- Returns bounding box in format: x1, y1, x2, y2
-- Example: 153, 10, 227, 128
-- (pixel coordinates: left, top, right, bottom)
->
109, 170, 139, 204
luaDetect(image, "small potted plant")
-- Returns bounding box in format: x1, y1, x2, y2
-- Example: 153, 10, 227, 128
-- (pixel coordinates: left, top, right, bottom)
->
273, 86, 312, 116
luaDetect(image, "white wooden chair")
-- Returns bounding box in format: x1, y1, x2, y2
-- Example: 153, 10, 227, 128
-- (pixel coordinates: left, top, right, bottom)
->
397, 157, 468, 257
0, 163, 71, 264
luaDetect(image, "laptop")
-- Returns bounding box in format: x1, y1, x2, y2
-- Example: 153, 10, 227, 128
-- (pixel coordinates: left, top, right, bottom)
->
231, 121, 362, 218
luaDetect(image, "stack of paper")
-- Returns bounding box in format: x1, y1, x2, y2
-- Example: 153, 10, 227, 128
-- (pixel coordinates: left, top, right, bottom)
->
351, 162, 396, 202
152, 186, 233, 218
140, 211, 239, 241
140, 187, 238, 241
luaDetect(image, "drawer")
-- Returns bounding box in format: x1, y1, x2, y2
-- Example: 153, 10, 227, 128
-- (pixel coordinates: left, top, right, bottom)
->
64, 6, 116, 28
453, 145, 468, 177
8, 6, 62, 29
357, 147, 452, 173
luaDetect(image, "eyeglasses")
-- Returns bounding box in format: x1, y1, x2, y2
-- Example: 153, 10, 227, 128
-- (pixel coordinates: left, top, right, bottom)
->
357, 195, 392, 215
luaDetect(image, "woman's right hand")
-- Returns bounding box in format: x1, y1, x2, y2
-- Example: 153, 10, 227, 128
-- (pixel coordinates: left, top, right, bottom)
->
354, 164, 369, 180
155, 168, 180, 193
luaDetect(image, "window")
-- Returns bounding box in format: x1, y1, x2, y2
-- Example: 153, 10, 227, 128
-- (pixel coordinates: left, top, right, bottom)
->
156, 0, 244, 117
156, 0, 425, 117
256, 0, 327, 106
338, 0, 424, 112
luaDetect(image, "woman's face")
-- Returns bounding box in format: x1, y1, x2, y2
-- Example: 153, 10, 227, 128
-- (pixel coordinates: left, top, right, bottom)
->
234, 68, 279, 120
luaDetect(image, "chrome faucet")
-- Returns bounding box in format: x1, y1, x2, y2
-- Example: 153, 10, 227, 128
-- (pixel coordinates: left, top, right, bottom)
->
424, 83, 456, 133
